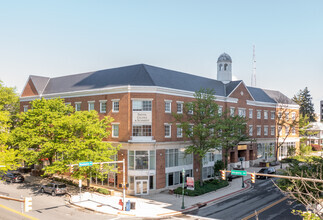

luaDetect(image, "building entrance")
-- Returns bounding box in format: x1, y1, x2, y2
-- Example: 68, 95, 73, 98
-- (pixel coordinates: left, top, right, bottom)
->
135, 180, 149, 195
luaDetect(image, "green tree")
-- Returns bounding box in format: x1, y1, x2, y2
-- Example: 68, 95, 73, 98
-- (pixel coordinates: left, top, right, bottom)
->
12, 98, 119, 185
277, 156, 323, 218
174, 88, 221, 186
292, 87, 315, 122
217, 111, 249, 169
0, 81, 20, 172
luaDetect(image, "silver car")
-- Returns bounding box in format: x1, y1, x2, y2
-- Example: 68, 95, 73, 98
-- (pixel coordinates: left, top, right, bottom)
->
40, 183, 67, 196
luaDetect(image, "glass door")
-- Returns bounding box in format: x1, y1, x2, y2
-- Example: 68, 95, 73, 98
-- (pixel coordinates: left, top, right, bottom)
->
135, 180, 149, 195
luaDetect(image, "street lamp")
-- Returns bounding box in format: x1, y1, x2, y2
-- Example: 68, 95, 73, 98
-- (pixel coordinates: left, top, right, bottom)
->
240, 157, 245, 188
181, 168, 185, 209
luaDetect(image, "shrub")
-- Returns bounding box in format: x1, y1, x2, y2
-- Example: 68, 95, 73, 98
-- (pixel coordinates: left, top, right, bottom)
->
300, 144, 312, 155
213, 160, 224, 177
97, 188, 110, 195
173, 179, 228, 196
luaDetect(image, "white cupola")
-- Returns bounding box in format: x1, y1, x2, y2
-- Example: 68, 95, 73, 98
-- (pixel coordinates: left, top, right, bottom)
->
217, 53, 232, 84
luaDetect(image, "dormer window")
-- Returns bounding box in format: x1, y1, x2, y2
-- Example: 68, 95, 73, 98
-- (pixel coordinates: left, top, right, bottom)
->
219, 64, 223, 71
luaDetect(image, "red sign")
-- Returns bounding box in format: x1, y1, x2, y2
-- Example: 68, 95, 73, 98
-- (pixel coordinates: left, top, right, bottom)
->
186, 177, 194, 190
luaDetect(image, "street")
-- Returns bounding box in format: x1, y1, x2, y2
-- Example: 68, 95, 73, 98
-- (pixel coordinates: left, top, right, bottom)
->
193, 178, 306, 220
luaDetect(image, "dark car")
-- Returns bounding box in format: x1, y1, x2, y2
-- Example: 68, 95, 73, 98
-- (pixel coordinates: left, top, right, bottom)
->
257, 167, 276, 179
3, 172, 24, 183
41, 183, 67, 196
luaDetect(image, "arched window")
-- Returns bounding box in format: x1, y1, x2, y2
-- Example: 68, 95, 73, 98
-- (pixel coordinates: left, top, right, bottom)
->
219, 64, 223, 71
224, 64, 228, 71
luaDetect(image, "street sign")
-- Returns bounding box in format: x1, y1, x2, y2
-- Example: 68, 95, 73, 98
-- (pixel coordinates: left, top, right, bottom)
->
79, 161, 93, 167
231, 170, 247, 176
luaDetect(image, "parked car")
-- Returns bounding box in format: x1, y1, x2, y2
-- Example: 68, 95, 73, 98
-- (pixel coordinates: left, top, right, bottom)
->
2, 172, 24, 183
40, 183, 67, 196
256, 167, 276, 179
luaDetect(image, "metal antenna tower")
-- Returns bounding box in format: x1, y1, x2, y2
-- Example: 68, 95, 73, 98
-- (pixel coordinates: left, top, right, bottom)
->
251, 45, 256, 87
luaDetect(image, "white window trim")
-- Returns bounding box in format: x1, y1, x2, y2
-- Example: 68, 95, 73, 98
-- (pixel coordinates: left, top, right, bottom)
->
176, 123, 183, 138
112, 100, 119, 113
176, 101, 183, 114
165, 100, 172, 113
88, 101, 95, 111
264, 110, 268, 119
257, 125, 261, 136
75, 102, 81, 111
112, 123, 120, 138
264, 126, 268, 136
249, 125, 253, 136
249, 109, 253, 119
99, 100, 107, 113
218, 106, 223, 115
164, 123, 171, 138
271, 126, 275, 136
291, 112, 296, 120
257, 110, 261, 119
23, 105, 28, 112
271, 111, 275, 120
65, 102, 71, 105
238, 108, 246, 117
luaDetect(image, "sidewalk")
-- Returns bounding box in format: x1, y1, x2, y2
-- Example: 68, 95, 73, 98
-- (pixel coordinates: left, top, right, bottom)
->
69, 164, 285, 218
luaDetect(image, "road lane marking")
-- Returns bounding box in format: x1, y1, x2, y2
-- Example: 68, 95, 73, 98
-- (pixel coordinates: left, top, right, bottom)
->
241, 197, 288, 220
0, 204, 38, 220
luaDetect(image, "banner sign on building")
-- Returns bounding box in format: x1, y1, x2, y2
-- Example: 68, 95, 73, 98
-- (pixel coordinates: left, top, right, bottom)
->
132, 112, 152, 124
186, 177, 194, 190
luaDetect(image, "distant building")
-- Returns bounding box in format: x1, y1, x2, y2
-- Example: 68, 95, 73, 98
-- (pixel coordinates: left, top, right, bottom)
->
20, 53, 300, 195
305, 122, 323, 147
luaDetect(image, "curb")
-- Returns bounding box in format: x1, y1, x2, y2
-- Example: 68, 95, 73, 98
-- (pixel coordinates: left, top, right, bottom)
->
182, 178, 252, 214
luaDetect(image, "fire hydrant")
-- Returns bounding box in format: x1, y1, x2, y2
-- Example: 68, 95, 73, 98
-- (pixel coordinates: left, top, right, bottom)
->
119, 199, 123, 210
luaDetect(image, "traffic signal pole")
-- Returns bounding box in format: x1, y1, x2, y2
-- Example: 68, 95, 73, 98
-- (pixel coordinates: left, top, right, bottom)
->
221, 170, 323, 183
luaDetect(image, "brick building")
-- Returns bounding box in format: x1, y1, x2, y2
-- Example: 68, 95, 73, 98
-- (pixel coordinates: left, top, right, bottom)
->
20, 53, 299, 195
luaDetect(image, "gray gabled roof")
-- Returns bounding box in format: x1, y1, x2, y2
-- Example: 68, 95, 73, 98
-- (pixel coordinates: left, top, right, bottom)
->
43, 64, 227, 96
25, 64, 291, 105
263, 89, 296, 105
29, 75, 50, 95
247, 87, 277, 103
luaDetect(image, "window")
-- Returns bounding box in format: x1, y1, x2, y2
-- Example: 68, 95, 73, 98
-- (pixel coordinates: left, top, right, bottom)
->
177, 102, 183, 114
264, 111, 268, 119
271, 126, 275, 136
249, 109, 253, 119
112, 100, 120, 112
100, 101, 107, 113
23, 105, 28, 112
164, 124, 171, 138
177, 125, 182, 138
271, 111, 275, 120
285, 112, 289, 120
291, 112, 296, 120
165, 101, 171, 113
264, 126, 268, 136
112, 124, 119, 138
132, 125, 151, 136
218, 106, 223, 115
128, 151, 149, 170
224, 64, 228, 70
285, 126, 289, 135
230, 107, 235, 116
65, 102, 71, 106
278, 111, 282, 119
278, 126, 282, 136
249, 125, 253, 136
165, 149, 193, 168
292, 127, 296, 135
188, 104, 193, 115
257, 126, 261, 136
132, 100, 152, 111
257, 110, 261, 119
88, 101, 95, 111
75, 102, 81, 111
238, 108, 246, 117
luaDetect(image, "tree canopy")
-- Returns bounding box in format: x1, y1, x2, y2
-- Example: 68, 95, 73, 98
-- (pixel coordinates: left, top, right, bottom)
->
292, 87, 315, 122
12, 98, 119, 182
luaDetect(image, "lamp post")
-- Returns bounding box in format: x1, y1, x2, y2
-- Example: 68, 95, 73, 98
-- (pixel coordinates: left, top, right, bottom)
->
181, 168, 185, 209
240, 157, 245, 188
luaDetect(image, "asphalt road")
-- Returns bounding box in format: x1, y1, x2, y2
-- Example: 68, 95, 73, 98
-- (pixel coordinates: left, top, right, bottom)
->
193, 178, 305, 220
0, 179, 121, 220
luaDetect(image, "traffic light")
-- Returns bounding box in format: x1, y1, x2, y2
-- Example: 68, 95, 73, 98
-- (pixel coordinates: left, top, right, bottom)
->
24, 197, 32, 212
100, 163, 103, 171
251, 172, 256, 183
221, 170, 226, 180
70, 165, 74, 173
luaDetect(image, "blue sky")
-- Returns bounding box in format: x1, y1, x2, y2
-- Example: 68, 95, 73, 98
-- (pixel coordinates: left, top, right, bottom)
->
1, 1, 322, 114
